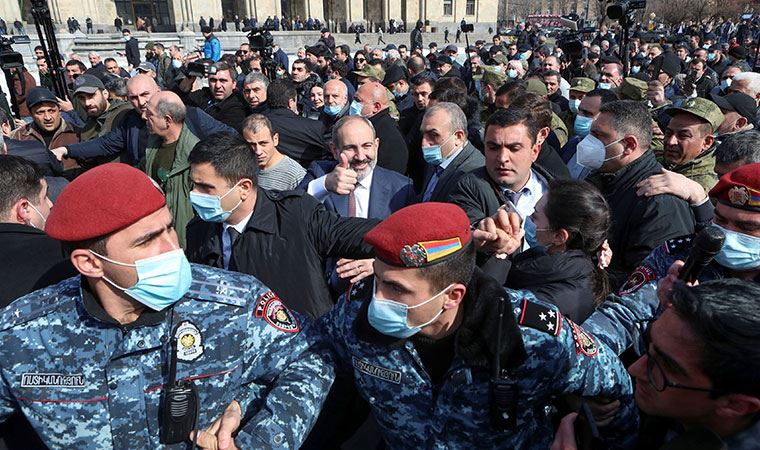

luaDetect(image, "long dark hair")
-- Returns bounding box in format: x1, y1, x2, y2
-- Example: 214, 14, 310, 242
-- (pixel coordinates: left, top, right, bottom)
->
544, 179, 611, 303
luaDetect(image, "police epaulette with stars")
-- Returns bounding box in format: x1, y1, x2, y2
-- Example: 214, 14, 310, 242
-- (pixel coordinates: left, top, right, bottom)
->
517, 298, 562, 337
346, 278, 372, 303
664, 234, 695, 255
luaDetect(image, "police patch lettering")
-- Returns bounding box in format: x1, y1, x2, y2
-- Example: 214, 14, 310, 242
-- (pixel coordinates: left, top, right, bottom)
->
174, 320, 204, 362
352, 357, 402, 384
568, 320, 598, 357
619, 264, 656, 295
263, 297, 300, 332
21, 373, 86, 388
518, 299, 562, 336
255, 291, 278, 318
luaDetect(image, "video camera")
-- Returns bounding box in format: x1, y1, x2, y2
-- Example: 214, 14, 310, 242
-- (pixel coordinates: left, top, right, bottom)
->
556, 14, 595, 60
246, 26, 278, 80
0, 36, 26, 70
247, 27, 274, 58
184, 60, 214, 78
606, 0, 646, 20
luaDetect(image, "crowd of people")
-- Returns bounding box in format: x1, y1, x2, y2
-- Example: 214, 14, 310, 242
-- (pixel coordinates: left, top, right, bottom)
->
0, 12, 760, 450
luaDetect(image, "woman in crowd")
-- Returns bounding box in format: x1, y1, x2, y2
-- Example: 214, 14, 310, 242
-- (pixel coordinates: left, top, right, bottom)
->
507, 179, 612, 323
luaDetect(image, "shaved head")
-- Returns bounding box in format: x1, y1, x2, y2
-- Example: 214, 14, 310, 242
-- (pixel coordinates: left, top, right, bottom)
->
127, 74, 161, 113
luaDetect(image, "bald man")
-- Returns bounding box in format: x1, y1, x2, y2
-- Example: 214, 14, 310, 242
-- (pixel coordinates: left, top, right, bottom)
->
320, 79, 349, 140
51, 74, 235, 166
352, 81, 408, 174
140, 90, 197, 246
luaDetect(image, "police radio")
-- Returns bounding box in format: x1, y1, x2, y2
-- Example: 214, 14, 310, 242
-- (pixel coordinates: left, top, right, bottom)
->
159, 329, 199, 445
490, 296, 518, 431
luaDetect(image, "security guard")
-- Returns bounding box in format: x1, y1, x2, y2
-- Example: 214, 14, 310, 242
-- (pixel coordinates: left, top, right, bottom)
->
619, 162, 760, 297
318, 202, 638, 448
0, 163, 333, 449
587, 163, 760, 357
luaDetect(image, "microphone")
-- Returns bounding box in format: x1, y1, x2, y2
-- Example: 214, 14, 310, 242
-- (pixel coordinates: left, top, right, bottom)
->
679, 226, 725, 283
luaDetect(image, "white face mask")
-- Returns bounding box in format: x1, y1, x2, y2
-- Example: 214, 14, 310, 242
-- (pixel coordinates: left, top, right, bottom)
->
576, 134, 625, 170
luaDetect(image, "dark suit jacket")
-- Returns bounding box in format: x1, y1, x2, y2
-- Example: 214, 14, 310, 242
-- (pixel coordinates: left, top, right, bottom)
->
185, 189, 378, 319
421, 142, 485, 203
265, 108, 329, 167
368, 109, 408, 175
300, 161, 416, 297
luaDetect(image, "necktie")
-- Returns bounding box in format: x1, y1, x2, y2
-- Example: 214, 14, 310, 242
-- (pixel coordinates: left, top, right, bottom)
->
347, 190, 357, 217
505, 190, 523, 207
423, 166, 445, 202
227, 227, 241, 267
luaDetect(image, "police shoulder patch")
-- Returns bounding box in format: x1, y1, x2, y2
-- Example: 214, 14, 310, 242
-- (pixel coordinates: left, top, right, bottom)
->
518, 298, 562, 337
258, 293, 300, 333
567, 319, 598, 357
618, 263, 657, 295
664, 234, 695, 255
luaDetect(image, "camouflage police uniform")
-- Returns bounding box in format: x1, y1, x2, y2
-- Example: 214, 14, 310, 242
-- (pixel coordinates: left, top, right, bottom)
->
0, 264, 333, 449
318, 269, 639, 449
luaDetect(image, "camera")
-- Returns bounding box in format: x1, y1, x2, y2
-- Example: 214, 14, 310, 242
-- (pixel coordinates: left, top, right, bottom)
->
0, 36, 25, 70
184, 61, 212, 77
248, 27, 274, 57
606, 0, 646, 20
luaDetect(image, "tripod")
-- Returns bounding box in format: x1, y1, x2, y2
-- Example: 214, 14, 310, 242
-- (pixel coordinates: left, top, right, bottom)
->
30, 0, 68, 99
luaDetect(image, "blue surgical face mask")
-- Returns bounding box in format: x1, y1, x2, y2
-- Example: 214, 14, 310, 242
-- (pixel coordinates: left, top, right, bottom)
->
721, 78, 732, 90
523, 217, 539, 248
712, 223, 760, 270
507, 68, 518, 79
91, 249, 192, 311
324, 103, 342, 116
574, 114, 593, 137
368, 280, 452, 338
569, 99, 581, 114
598, 82, 612, 90
518, 52, 528, 60
349, 100, 364, 116
707, 52, 717, 62
631, 65, 641, 74
422, 133, 454, 165
172, 59, 182, 69
189, 181, 242, 223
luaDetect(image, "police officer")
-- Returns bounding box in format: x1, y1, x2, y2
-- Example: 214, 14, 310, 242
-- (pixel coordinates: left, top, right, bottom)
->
0, 163, 333, 449
318, 202, 638, 448
618, 162, 760, 298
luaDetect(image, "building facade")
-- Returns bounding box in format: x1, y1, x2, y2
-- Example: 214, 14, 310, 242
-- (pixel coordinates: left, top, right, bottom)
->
1, 0, 500, 33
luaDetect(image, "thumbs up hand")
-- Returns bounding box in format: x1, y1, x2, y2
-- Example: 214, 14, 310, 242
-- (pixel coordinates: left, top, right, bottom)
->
325, 153, 358, 195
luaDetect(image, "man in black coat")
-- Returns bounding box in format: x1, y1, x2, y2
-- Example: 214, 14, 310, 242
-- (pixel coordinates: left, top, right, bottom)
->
174, 61, 249, 132
584, 101, 694, 290
122, 29, 140, 69
354, 81, 408, 174
184, 134, 377, 319
0, 156, 75, 309
264, 79, 329, 167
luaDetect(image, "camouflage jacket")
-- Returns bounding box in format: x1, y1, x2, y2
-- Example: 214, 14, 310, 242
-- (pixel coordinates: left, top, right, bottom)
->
0, 264, 333, 449
318, 270, 638, 449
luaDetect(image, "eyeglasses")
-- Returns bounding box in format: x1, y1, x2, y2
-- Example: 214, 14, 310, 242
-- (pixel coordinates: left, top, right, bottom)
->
355, 58, 366, 63
637, 321, 714, 394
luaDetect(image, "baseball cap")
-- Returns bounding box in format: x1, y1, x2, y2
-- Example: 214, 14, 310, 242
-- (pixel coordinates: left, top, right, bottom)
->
444, 44, 458, 53
569, 77, 595, 93
710, 92, 758, 122
137, 62, 156, 72
666, 97, 725, 132
26, 87, 58, 109
72, 74, 105, 95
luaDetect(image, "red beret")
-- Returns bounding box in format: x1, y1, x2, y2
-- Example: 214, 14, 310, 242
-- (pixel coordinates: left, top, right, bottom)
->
46, 163, 166, 241
709, 163, 760, 213
365, 202, 472, 267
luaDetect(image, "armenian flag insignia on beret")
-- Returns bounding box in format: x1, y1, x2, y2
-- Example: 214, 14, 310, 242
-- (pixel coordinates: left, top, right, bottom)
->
365, 203, 472, 268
